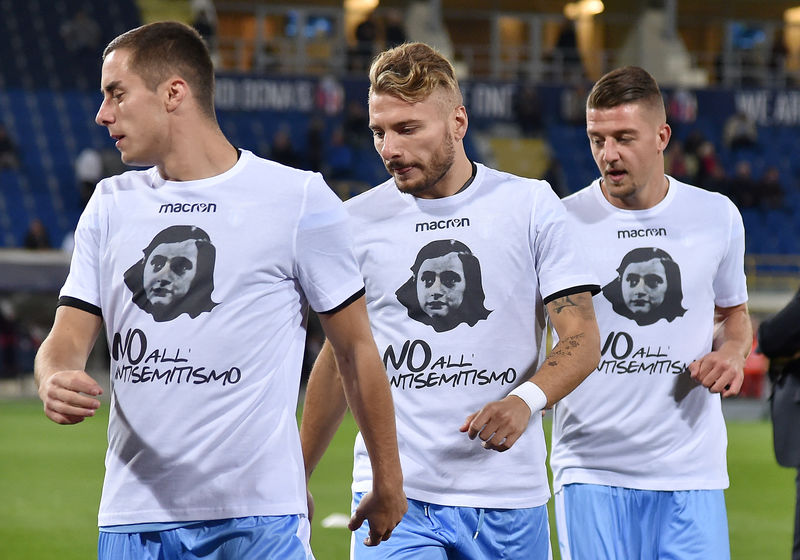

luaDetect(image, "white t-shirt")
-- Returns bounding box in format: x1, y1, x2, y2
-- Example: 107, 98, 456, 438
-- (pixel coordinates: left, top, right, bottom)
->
346, 163, 598, 509
60, 149, 364, 526
551, 176, 748, 492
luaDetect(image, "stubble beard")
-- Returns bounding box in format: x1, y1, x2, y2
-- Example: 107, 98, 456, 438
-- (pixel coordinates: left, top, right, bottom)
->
392, 135, 456, 197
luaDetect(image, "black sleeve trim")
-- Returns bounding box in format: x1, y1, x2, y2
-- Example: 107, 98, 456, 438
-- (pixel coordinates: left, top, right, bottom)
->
543, 284, 600, 306
317, 287, 366, 315
57, 296, 103, 317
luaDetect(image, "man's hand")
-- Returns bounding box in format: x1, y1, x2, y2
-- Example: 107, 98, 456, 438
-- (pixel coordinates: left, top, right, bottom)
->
38, 369, 102, 425
348, 487, 408, 546
688, 350, 745, 398
460, 396, 532, 452
306, 487, 315, 522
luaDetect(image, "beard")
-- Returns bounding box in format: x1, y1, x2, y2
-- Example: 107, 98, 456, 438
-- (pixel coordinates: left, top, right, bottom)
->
388, 134, 456, 197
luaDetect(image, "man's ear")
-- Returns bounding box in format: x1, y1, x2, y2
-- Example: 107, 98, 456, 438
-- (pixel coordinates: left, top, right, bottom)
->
164, 78, 188, 112
453, 105, 468, 142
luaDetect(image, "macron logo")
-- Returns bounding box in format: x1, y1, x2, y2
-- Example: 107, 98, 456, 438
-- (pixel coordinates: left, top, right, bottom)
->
617, 227, 667, 239
159, 202, 218, 214
415, 217, 470, 232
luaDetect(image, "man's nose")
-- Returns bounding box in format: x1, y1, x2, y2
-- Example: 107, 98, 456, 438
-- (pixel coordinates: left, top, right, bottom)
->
380, 132, 402, 160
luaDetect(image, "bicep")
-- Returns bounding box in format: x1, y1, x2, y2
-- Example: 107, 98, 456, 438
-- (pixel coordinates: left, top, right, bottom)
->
317, 295, 374, 359
47, 305, 103, 360
546, 291, 598, 338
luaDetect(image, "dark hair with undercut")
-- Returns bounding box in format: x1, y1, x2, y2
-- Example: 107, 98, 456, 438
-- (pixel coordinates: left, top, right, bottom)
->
104, 21, 216, 120
369, 42, 463, 107
587, 66, 665, 117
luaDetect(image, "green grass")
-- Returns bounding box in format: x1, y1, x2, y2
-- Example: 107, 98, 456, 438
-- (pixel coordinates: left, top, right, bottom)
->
0, 399, 794, 559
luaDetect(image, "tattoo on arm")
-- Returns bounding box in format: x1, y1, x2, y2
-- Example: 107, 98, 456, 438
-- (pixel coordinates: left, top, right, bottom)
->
546, 334, 583, 367
550, 295, 579, 314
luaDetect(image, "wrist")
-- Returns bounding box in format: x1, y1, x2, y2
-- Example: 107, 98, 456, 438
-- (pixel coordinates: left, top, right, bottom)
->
508, 381, 548, 414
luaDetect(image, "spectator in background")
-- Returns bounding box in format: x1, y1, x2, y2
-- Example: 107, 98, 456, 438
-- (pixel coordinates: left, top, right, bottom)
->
728, 160, 758, 208
23, 218, 51, 250
0, 299, 20, 379
694, 140, 722, 188
0, 123, 20, 170
266, 128, 300, 168
758, 166, 786, 211
543, 156, 569, 198
191, 0, 217, 45
723, 110, 759, 152
664, 139, 697, 184
560, 83, 588, 125
769, 28, 790, 87
325, 126, 354, 181
60, 8, 101, 57
305, 117, 325, 173
682, 128, 706, 158
349, 11, 378, 72
514, 83, 543, 137
550, 20, 582, 82
383, 9, 407, 49
757, 287, 800, 560
343, 99, 370, 149
75, 146, 103, 207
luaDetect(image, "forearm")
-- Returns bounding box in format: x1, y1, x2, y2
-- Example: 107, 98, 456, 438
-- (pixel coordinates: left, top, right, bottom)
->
300, 341, 349, 481
529, 331, 600, 407
334, 340, 403, 491
34, 309, 100, 387
534, 291, 601, 406
713, 303, 752, 364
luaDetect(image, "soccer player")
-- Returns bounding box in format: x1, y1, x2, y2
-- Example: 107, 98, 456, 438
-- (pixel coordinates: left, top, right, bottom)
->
551, 66, 752, 560
300, 42, 601, 559
34, 21, 406, 559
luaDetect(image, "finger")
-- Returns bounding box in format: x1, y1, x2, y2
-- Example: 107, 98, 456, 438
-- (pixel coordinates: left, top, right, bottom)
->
52, 386, 102, 411
49, 397, 100, 419
482, 435, 508, 451
348, 510, 366, 531
477, 418, 501, 442
365, 526, 383, 546
69, 380, 103, 396
382, 530, 394, 541
46, 410, 87, 425
721, 373, 743, 398
687, 360, 701, 379
460, 411, 477, 433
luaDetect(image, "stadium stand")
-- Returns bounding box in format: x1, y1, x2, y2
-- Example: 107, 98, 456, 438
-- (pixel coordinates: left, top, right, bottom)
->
0, 1, 797, 287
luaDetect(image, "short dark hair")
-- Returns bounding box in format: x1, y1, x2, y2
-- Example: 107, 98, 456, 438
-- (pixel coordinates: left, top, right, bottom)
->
587, 66, 665, 117
104, 21, 216, 119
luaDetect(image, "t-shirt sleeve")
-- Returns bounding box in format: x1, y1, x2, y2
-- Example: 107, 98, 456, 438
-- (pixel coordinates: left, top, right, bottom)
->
713, 197, 749, 308
295, 174, 365, 313
531, 185, 600, 302
59, 189, 103, 314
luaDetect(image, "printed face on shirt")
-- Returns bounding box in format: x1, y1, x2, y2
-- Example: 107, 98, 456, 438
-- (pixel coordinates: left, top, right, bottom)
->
620, 258, 667, 315
143, 240, 199, 308
124, 225, 218, 322
395, 239, 491, 333
601, 247, 687, 327
368, 89, 461, 199
95, 48, 171, 166
416, 252, 466, 319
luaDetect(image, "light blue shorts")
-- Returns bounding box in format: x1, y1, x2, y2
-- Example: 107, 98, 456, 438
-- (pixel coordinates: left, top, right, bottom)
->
554, 483, 730, 560
350, 492, 551, 559
98, 515, 313, 560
